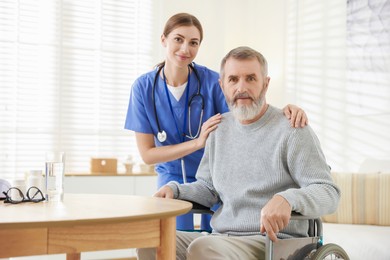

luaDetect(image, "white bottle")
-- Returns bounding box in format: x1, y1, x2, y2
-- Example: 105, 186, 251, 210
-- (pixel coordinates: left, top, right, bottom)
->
27, 170, 44, 191
10, 179, 26, 201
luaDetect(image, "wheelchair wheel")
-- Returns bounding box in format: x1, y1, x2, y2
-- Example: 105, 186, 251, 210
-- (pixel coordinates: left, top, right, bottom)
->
292, 243, 317, 260
311, 243, 349, 260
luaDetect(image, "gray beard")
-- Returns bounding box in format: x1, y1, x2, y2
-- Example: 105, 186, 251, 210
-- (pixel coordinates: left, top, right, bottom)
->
229, 97, 264, 121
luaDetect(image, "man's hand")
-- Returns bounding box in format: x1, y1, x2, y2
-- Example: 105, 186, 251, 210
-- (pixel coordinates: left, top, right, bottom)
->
260, 195, 292, 242
283, 104, 308, 128
153, 185, 174, 199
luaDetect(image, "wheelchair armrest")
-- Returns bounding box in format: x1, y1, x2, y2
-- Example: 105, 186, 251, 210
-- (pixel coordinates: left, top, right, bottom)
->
290, 211, 313, 220
183, 200, 214, 215
290, 212, 323, 237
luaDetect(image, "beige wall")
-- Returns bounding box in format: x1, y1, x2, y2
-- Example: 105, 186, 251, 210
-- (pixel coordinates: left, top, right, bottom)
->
154, 0, 287, 107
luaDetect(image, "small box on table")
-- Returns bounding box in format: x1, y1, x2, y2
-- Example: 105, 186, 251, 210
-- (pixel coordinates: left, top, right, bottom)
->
90, 158, 117, 174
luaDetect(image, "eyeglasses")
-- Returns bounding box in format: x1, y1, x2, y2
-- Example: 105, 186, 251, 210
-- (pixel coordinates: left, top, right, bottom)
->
2, 186, 45, 204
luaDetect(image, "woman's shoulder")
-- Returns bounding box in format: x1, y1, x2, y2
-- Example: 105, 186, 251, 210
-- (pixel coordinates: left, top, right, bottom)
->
132, 68, 157, 90
192, 63, 219, 79
135, 68, 156, 82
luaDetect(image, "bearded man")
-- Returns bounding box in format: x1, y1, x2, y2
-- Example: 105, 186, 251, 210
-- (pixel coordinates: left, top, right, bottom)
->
137, 46, 340, 260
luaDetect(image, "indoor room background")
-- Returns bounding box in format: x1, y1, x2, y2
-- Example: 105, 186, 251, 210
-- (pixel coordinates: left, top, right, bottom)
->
1, 0, 389, 181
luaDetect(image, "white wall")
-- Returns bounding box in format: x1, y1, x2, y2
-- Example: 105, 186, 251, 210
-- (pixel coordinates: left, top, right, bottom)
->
152, 1, 390, 173
154, 0, 287, 107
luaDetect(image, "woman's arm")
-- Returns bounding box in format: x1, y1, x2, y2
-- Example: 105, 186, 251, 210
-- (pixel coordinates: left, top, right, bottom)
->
283, 104, 308, 128
136, 113, 222, 164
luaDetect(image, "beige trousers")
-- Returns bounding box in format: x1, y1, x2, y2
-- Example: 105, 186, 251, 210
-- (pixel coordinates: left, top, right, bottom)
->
136, 231, 266, 260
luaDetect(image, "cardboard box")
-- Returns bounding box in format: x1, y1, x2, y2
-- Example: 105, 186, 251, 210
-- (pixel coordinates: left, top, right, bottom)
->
90, 158, 117, 174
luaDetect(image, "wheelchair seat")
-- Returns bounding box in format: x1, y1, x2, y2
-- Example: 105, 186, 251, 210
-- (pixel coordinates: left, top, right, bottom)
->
185, 200, 350, 260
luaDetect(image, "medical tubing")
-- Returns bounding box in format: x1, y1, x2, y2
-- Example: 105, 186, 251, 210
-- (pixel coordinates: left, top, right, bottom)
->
188, 105, 204, 139
152, 65, 165, 135
152, 63, 204, 184
181, 158, 187, 183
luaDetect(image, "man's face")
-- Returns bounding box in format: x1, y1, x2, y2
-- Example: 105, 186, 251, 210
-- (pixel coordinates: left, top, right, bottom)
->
219, 58, 270, 122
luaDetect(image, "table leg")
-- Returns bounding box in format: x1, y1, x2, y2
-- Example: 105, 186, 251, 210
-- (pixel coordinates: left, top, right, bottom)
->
66, 253, 81, 260
157, 217, 176, 260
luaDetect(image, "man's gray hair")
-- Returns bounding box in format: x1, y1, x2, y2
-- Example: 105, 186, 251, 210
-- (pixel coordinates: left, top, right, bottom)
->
220, 46, 268, 79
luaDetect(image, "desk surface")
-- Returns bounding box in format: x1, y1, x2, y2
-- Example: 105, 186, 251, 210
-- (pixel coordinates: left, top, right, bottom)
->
0, 194, 191, 228
0, 194, 192, 260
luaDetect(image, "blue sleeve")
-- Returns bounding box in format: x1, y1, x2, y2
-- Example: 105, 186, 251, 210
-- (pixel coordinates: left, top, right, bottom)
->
124, 75, 153, 134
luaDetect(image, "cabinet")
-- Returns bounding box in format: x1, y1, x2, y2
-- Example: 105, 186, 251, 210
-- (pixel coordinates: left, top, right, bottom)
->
64, 173, 157, 196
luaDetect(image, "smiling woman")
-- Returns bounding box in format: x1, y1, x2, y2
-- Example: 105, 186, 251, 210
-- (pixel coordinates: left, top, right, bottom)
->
0, 0, 153, 180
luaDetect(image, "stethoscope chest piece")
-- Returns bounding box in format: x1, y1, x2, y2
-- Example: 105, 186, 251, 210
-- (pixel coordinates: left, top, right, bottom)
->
152, 63, 203, 144
157, 130, 167, 143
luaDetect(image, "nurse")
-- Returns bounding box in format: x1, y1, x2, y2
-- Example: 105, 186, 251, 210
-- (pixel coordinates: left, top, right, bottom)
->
124, 13, 307, 231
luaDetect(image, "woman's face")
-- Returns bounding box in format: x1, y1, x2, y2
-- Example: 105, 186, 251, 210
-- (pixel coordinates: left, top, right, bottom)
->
161, 25, 201, 69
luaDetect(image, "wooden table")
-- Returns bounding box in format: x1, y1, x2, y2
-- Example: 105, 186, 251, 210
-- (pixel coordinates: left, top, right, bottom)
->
0, 194, 192, 260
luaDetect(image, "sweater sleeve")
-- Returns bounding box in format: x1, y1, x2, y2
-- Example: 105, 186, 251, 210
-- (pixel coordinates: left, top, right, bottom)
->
166, 135, 220, 208
277, 126, 340, 217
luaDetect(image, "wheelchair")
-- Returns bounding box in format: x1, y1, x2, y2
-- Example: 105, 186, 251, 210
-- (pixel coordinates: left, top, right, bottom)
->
189, 201, 350, 260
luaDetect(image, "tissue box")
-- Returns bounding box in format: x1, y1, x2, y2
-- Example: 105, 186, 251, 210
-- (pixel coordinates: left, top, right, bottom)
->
90, 158, 117, 174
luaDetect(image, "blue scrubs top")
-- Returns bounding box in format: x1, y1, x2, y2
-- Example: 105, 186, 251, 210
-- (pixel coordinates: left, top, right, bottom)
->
125, 63, 228, 188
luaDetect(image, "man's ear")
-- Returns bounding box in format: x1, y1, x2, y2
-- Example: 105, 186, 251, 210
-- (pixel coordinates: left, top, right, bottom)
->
218, 79, 224, 91
264, 76, 271, 91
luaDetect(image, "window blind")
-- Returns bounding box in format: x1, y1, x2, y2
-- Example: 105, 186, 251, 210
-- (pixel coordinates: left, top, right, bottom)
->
0, 0, 153, 179
286, 0, 390, 172
286, 0, 349, 171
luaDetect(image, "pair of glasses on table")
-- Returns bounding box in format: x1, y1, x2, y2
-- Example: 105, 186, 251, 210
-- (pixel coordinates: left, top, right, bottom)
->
1, 186, 45, 204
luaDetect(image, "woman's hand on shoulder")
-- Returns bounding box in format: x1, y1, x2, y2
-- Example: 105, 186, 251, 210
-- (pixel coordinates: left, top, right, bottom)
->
195, 113, 222, 149
283, 104, 308, 128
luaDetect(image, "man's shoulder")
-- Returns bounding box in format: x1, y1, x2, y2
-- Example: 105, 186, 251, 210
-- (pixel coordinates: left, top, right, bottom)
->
220, 112, 235, 124
267, 106, 291, 127
209, 112, 235, 136
265, 106, 315, 140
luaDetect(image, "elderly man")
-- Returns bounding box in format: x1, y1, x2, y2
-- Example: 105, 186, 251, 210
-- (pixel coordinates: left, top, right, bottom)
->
137, 46, 340, 260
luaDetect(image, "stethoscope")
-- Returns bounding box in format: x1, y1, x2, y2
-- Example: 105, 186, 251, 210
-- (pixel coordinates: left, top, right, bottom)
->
152, 63, 204, 183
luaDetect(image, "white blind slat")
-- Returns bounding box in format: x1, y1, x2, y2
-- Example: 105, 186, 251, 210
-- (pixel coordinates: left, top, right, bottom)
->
286, 0, 390, 172
0, 0, 153, 179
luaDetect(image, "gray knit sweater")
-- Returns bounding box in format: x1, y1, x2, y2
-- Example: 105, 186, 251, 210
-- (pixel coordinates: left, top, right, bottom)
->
167, 105, 340, 238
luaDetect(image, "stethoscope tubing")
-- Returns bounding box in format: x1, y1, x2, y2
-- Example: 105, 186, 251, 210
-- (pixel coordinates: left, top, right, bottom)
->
151, 63, 204, 184
152, 63, 204, 142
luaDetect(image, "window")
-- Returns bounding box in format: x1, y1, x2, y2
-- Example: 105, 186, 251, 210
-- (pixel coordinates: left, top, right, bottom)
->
286, 0, 390, 172
0, 0, 154, 179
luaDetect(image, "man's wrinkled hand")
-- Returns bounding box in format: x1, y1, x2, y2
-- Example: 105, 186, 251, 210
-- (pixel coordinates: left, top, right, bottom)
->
260, 195, 292, 242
